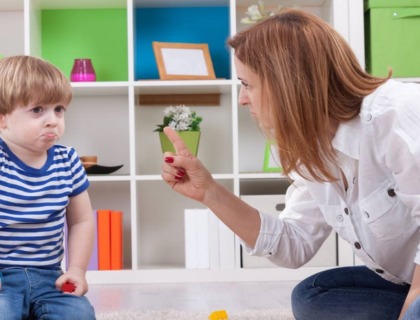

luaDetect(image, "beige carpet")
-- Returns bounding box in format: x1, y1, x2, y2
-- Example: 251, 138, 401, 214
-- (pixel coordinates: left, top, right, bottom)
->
96, 309, 295, 319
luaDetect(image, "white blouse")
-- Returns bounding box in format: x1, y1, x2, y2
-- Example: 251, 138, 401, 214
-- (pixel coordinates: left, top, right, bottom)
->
244, 79, 420, 284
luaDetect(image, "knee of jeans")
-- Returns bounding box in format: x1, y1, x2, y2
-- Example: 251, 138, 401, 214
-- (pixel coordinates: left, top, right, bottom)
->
0, 294, 24, 320
35, 296, 96, 320
403, 296, 420, 320
291, 280, 309, 318
291, 277, 327, 320
71, 305, 95, 320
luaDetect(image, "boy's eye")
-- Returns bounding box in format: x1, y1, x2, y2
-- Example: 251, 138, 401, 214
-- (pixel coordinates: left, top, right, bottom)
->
32, 106, 42, 113
55, 105, 66, 113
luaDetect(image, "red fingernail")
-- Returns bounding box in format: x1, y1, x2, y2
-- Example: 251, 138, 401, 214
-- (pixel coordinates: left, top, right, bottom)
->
177, 170, 185, 176
165, 157, 174, 163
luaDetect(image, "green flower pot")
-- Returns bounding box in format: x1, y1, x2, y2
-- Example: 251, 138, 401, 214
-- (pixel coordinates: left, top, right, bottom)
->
159, 131, 201, 156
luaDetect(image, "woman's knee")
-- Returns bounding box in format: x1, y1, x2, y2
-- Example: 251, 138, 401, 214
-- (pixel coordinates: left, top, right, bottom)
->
291, 275, 322, 320
403, 296, 420, 320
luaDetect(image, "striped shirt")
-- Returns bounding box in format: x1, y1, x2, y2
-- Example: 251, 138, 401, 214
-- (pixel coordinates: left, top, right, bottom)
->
0, 140, 89, 268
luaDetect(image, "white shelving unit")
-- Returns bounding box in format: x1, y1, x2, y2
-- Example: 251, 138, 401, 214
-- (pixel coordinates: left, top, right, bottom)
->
1, 0, 365, 284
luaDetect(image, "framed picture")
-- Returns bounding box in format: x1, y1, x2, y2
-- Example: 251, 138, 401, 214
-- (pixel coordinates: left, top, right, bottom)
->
263, 141, 282, 173
152, 42, 216, 80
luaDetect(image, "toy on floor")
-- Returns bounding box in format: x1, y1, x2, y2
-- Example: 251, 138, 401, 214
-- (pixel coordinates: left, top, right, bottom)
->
208, 309, 228, 320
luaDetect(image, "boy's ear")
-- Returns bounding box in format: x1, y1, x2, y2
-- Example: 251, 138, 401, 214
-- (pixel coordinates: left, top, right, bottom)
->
0, 114, 7, 129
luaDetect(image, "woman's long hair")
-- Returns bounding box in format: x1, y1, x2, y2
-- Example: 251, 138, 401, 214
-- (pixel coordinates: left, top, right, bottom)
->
228, 9, 389, 182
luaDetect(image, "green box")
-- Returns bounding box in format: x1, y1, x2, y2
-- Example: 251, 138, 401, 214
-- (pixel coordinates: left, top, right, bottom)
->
365, 0, 420, 77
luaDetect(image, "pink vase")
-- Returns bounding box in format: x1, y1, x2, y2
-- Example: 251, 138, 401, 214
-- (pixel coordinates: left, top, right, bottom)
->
70, 58, 96, 82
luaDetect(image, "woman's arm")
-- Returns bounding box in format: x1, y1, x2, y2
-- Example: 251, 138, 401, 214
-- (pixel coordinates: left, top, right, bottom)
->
161, 127, 261, 247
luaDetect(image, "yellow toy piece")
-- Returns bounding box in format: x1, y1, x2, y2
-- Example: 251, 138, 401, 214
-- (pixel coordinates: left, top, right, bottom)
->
208, 309, 229, 320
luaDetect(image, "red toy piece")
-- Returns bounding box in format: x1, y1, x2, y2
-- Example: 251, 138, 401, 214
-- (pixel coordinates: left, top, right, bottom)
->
61, 283, 76, 293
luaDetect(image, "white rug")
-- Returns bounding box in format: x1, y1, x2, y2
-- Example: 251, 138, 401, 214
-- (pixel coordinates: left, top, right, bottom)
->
96, 309, 294, 320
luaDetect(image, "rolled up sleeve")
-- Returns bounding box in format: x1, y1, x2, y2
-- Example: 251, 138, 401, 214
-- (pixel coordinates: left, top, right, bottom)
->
242, 179, 332, 268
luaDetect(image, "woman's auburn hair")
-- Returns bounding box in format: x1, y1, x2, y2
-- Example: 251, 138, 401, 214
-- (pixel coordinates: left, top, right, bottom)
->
228, 9, 389, 182
0, 55, 72, 115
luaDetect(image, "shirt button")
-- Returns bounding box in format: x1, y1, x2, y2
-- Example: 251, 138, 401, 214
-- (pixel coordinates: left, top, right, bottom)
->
365, 114, 372, 121
354, 242, 361, 249
352, 177, 356, 184
375, 269, 384, 274
336, 215, 344, 222
387, 188, 396, 197
344, 208, 349, 215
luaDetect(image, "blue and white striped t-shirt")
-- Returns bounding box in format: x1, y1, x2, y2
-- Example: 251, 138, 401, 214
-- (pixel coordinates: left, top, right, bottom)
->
0, 140, 89, 268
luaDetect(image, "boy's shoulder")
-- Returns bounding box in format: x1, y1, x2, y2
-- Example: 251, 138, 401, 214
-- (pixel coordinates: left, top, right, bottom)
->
51, 144, 78, 162
52, 144, 76, 154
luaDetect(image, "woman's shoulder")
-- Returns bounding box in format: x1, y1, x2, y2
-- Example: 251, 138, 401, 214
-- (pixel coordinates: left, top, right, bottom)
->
362, 79, 420, 117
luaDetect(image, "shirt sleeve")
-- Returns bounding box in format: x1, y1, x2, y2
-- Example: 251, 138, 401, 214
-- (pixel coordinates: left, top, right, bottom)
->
242, 177, 332, 268
67, 147, 90, 197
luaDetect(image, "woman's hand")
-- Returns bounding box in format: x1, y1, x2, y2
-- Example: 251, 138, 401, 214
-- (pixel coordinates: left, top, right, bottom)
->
161, 127, 261, 247
161, 127, 214, 204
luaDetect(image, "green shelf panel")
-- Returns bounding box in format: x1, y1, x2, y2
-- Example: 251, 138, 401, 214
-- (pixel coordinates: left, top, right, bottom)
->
42, 9, 128, 81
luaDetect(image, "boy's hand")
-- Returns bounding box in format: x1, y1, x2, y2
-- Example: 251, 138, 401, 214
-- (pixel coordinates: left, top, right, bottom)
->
56, 270, 88, 296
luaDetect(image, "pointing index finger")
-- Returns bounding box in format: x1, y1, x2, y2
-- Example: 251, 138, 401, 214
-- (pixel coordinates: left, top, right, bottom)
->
163, 127, 192, 157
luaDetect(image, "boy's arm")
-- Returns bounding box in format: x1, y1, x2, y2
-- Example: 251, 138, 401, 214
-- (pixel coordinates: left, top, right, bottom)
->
57, 190, 94, 295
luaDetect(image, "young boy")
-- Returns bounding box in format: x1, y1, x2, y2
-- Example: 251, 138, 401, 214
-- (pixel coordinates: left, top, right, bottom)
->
0, 56, 96, 319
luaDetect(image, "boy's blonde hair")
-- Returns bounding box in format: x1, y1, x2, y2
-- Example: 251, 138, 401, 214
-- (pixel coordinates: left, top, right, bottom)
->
0, 55, 72, 115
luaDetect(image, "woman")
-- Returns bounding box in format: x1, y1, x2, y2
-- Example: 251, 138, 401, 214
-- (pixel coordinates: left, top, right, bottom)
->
161, 9, 420, 320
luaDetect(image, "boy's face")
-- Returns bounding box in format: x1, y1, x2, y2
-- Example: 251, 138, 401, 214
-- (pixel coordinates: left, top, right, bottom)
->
0, 101, 67, 155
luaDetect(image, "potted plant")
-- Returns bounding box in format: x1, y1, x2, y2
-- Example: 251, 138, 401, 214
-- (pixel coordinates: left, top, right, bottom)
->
155, 105, 203, 156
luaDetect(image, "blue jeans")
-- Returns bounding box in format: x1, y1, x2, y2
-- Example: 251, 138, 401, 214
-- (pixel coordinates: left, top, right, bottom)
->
291, 266, 417, 320
0, 267, 95, 320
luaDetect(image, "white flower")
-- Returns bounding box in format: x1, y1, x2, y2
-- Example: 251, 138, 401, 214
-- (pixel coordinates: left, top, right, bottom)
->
240, 1, 285, 24
156, 105, 202, 132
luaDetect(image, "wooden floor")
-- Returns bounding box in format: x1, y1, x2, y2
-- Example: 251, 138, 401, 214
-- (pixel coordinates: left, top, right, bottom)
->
87, 281, 297, 314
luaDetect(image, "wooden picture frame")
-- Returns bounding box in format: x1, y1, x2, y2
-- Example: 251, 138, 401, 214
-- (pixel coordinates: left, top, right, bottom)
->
152, 42, 216, 80
263, 141, 282, 173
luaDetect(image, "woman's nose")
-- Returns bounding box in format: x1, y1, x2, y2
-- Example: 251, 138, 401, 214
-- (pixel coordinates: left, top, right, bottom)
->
238, 86, 250, 106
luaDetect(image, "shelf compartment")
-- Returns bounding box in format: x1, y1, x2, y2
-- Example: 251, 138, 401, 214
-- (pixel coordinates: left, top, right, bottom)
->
0, 8, 24, 56
136, 179, 234, 270
88, 180, 132, 271
134, 5, 231, 80
60, 95, 130, 176
135, 92, 233, 175
29, 2, 128, 81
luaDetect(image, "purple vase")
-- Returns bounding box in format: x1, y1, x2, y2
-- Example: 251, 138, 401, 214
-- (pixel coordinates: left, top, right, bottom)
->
70, 58, 96, 82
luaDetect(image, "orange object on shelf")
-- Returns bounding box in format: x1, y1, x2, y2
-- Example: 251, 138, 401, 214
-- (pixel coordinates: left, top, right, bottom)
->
110, 210, 123, 270
97, 209, 111, 270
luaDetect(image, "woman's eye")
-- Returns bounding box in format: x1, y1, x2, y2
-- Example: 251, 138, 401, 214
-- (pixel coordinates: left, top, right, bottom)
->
241, 82, 249, 89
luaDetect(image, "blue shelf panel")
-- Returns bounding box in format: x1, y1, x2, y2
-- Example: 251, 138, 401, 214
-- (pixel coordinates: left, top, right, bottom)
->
135, 6, 230, 80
